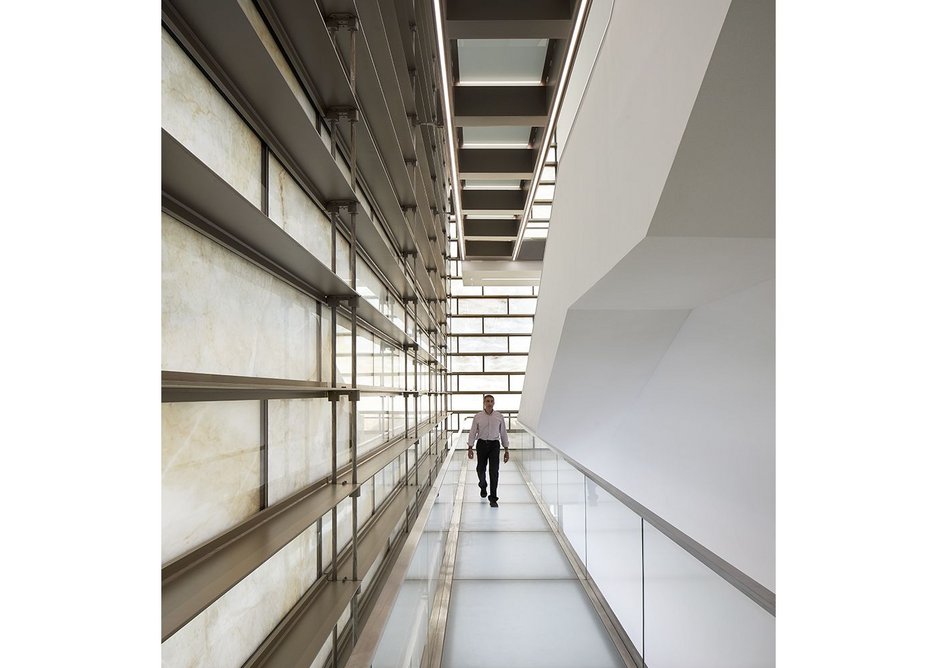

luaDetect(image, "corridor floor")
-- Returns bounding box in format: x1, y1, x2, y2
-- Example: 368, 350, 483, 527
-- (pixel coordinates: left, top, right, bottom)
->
439, 457, 624, 668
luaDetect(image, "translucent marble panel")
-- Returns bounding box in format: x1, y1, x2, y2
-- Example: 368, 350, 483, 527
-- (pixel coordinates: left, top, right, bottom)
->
450, 317, 481, 334
161, 29, 262, 207
644, 523, 775, 667
162, 401, 261, 563
455, 531, 575, 580
357, 478, 374, 528
585, 488, 643, 655
325, 399, 348, 474
161, 522, 318, 666
510, 374, 526, 390
484, 317, 533, 334
336, 233, 351, 284
310, 634, 333, 668
492, 394, 521, 411
458, 336, 508, 353
508, 298, 538, 314
451, 394, 487, 412
335, 497, 353, 554
267, 398, 332, 506
458, 298, 507, 314
459, 502, 549, 532
162, 214, 321, 380
483, 285, 535, 296
358, 395, 387, 457
268, 155, 332, 268
321, 512, 334, 570
459, 374, 508, 392
450, 356, 483, 373
336, 317, 352, 383
451, 279, 483, 296
486, 355, 528, 372
442, 580, 624, 668
510, 336, 531, 353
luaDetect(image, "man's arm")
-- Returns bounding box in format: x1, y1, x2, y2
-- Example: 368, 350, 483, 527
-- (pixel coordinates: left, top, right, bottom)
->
466, 416, 479, 457
500, 414, 510, 462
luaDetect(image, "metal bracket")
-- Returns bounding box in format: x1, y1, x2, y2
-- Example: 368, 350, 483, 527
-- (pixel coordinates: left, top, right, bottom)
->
326, 200, 358, 215
326, 294, 359, 308
401, 204, 417, 214
326, 13, 358, 32
326, 106, 360, 123
404, 158, 417, 169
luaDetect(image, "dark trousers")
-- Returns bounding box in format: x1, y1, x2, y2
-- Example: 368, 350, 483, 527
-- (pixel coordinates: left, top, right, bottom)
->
475, 439, 501, 501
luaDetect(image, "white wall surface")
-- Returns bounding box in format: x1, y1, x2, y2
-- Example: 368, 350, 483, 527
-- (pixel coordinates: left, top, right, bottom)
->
521, 0, 775, 590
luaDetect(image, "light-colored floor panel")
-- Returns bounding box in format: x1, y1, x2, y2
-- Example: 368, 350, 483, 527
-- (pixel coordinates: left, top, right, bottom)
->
441, 580, 624, 668
461, 483, 534, 504
458, 502, 551, 532
454, 531, 577, 580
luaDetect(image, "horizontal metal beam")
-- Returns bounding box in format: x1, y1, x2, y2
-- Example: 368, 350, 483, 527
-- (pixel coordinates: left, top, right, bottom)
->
446, 0, 572, 39
460, 189, 526, 214
463, 218, 520, 238
453, 86, 548, 127
458, 148, 536, 179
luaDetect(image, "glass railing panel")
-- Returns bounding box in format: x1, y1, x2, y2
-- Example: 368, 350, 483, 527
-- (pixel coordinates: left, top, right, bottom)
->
585, 485, 644, 658
555, 456, 587, 565
643, 522, 775, 667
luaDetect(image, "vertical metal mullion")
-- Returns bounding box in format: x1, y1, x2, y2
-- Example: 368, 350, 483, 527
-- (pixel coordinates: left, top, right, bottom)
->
260, 399, 269, 510
261, 143, 269, 217
641, 518, 646, 668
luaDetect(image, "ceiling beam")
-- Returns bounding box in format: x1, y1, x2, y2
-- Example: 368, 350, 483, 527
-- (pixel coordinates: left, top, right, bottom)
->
453, 86, 548, 127
446, 0, 572, 39
458, 148, 536, 179
461, 189, 526, 214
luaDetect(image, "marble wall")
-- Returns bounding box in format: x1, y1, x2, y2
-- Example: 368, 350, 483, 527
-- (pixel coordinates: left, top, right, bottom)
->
161, 29, 263, 208
161, 522, 318, 666
267, 398, 333, 506
162, 400, 261, 564
268, 155, 334, 270
162, 214, 322, 380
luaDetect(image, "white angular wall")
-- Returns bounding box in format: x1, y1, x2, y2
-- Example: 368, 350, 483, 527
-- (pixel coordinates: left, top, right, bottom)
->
521, 0, 775, 590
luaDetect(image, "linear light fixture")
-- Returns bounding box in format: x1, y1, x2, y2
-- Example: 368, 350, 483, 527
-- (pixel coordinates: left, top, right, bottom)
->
512, 0, 592, 261
431, 0, 465, 262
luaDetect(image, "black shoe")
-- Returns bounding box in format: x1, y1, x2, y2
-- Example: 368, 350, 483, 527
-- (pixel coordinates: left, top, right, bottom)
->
480, 487, 487, 498
489, 499, 499, 507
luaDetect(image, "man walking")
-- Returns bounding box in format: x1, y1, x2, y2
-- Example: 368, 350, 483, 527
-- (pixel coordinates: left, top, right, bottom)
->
467, 394, 510, 507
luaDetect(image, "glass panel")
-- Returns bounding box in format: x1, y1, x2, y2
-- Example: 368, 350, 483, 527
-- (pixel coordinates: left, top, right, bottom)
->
531, 204, 552, 220
586, 487, 643, 657
457, 38, 549, 84
451, 279, 483, 296
463, 179, 522, 190
459, 375, 508, 392
508, 298, 538, 315
267, 398, 332, 505
481, 285, 534, 296
484, 317, 533, 334
534, 184, 555, 200
450, 355, 483, 372
336, 316, 352, 384
462, 126, 531, 148
459, 298, 507, 314
540, 166, 556, 182
450, 317, 483, 334
458, 336, 508, 353
492, 393, 521, 411
357, 478, 375, 528
486, 355, 528, 372
510, 374, 525, 391
162, 401, 261, 563
555, 458, 586, 560
452, 394, 489, 412
644, 522, 775, 666
358, 395, 388, 457
510, 337, 531, 353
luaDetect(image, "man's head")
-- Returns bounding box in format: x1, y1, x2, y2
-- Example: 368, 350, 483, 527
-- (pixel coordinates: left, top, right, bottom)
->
483, 394, 495, 414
